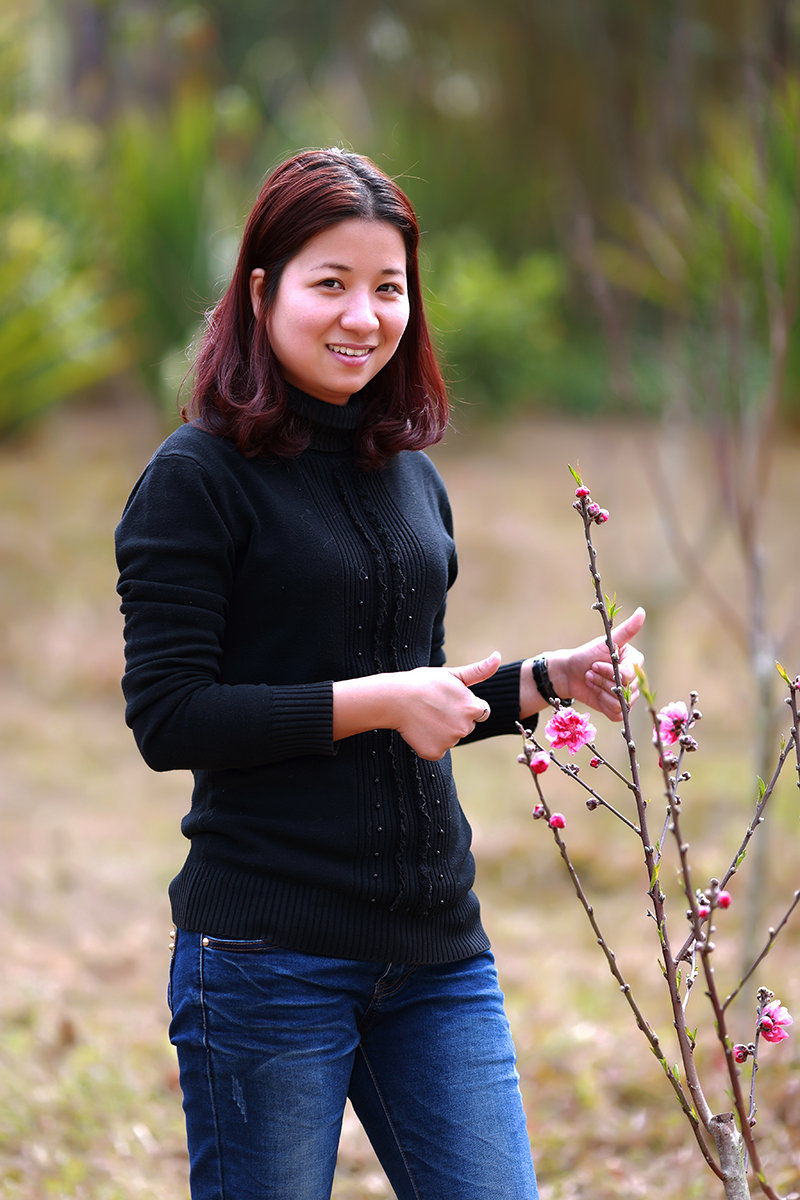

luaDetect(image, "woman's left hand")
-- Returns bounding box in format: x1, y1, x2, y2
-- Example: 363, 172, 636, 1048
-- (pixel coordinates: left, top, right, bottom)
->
543, 606, 646, 722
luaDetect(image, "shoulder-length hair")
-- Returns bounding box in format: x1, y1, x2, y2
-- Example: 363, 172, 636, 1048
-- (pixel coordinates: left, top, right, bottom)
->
183, 148, 449, 469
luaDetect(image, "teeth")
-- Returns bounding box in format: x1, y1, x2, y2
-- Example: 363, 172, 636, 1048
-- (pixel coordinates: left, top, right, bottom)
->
329, 345, 371, 357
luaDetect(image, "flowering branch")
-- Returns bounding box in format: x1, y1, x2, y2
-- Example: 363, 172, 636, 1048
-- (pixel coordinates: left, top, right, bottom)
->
517, 725, 719, 1170
575, 476, 723, 1139
734, 990, 794, 1172
521, 472, 798, 1200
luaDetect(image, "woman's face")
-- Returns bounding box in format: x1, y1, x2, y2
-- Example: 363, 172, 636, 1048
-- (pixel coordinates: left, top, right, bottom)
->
251, 217, 410, 406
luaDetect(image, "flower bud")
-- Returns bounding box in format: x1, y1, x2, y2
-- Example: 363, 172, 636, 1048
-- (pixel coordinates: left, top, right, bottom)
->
548, 812, 566, 829
733, 1044, 749, 1064
532, 804, 546, 820
589, 756, 601, 768
717, 890, 732, 909
529, 751, 550, 775
575, 485, 591, 498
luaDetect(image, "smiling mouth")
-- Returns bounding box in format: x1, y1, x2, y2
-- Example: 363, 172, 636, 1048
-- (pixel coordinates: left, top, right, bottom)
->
327, 344, 374, 358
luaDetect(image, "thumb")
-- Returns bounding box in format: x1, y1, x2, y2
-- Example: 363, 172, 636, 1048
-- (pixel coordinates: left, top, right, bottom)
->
611, 606, 646, 647
447, 651, 502, 688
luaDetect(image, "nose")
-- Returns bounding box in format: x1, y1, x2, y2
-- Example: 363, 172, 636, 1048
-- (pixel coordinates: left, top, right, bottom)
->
339, 288, 380, 333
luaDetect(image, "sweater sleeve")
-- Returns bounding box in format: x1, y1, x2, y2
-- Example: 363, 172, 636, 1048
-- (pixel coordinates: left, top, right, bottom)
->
115, 449, 335, 772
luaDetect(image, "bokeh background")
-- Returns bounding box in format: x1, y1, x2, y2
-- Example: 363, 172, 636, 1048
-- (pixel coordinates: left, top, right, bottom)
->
1, 1, 799, 1197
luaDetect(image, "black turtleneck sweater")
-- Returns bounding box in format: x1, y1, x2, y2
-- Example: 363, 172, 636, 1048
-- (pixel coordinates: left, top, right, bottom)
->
115, 390, 529, 964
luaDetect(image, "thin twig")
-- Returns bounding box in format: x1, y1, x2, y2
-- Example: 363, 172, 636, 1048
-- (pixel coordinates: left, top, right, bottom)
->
722, 891, 800, 1013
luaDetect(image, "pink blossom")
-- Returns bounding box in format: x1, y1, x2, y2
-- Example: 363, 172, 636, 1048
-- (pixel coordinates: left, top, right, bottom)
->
733, 1044, 749, 1064
548, 812, 566, 829
717, 890, 732, 909
760, 999, 793, 1044
529, 751, 550, 775
575, 485, 591, 498
654, 701, 689, 747
545, 707, 597, 755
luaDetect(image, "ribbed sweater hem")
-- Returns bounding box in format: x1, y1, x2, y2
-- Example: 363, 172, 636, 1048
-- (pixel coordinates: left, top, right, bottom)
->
169, 860, 490, 965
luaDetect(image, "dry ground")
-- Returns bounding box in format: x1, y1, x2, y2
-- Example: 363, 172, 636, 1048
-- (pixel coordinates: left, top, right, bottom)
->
1, 394, 799, 1199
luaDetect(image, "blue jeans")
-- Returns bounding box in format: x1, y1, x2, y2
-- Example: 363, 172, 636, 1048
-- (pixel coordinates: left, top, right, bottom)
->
169, 930, 538, 1199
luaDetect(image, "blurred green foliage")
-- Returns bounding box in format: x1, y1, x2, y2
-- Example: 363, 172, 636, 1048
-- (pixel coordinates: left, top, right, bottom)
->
591, 80, 800, 418
426, 233, 578, 412
102, 94, 221, 404
2, 0, 799, 434
0, 10, 133, 435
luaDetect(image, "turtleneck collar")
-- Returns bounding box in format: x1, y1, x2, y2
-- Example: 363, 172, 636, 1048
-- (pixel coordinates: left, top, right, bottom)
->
285, 384, 364, 453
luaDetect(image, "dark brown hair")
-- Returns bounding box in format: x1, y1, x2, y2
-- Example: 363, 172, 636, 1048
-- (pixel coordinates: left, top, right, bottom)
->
184, 148, 449, 468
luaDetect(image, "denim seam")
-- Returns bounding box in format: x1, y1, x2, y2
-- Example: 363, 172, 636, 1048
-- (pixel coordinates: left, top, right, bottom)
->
359, 965, 417, 1035
356, 1044, 422, 1200
199, 935, 226, 1199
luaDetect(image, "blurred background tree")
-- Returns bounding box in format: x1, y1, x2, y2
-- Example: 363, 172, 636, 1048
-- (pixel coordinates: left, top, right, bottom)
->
3, 0, 798, 432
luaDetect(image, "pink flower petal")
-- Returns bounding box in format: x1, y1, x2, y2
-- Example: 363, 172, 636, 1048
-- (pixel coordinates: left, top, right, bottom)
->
760, 998, 792, 1043
544, 708, 597, 755
654, 701, 689, 747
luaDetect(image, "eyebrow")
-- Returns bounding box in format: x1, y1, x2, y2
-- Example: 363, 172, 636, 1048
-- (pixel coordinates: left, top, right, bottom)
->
312, 261, 406, 276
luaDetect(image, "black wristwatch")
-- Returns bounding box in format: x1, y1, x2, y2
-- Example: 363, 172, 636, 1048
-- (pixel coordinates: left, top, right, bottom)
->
531, 655, 573, 707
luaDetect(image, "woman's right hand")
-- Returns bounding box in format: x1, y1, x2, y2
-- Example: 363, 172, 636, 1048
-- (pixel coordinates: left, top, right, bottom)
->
332, 652, 501, 760
393, 652, 502, 760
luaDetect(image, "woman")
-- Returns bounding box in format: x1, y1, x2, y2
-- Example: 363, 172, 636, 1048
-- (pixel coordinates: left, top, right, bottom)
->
116, 147, 645, 1200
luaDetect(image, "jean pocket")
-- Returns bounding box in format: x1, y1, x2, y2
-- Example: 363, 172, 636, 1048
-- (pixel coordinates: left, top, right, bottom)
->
167, 928, 177, 1012
200, 935, 278, 954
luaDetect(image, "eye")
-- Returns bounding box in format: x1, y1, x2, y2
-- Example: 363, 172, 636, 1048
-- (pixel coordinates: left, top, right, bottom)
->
316, 277, 343, 290
378, 281, 404, 295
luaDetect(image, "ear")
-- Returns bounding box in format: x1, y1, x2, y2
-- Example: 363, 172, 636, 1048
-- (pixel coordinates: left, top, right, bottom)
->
249, 268, 266, 320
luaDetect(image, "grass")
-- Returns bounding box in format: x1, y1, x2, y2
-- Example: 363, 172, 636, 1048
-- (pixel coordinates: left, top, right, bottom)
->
1, 393, 799, 1199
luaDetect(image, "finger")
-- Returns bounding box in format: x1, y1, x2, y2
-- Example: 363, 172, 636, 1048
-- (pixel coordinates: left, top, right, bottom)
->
586, 678, 617, 711
448, 651, 502, 688
610, 606, 646, 647
588, 662, 616, 680
586, 663, 641, 715
590, 657, 640, 686
474, 703, 491, 723
619, 655, 644, 686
